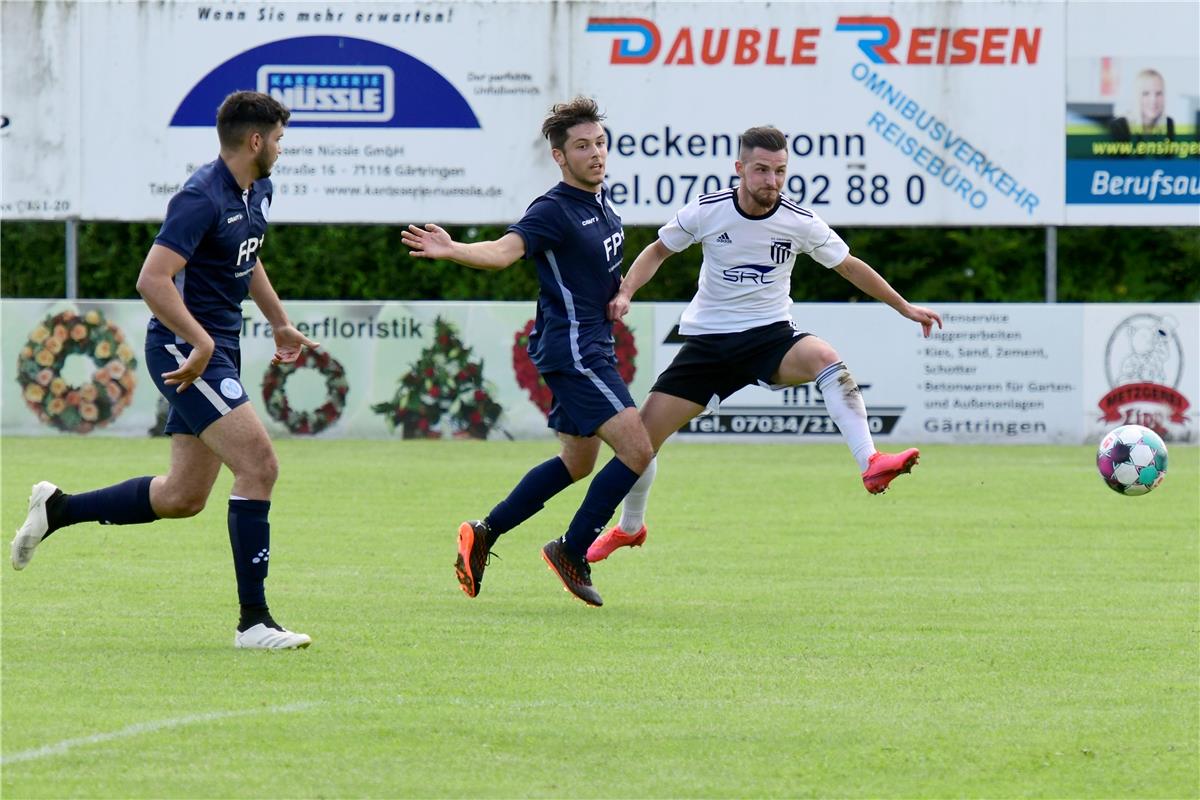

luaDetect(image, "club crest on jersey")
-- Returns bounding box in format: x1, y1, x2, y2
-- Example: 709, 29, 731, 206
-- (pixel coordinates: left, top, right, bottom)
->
770, 239, 793, 264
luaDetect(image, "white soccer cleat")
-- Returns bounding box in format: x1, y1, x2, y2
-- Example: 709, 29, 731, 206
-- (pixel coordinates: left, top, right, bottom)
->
11, 481, 60, 571
234, 623, 312, 650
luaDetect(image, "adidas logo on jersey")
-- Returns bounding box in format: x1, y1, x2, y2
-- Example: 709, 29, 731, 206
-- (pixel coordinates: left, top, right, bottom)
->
715, 232, 732, 244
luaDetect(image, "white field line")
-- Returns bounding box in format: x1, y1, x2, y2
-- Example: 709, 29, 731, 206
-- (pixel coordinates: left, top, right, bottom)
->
1, 701, 319, 765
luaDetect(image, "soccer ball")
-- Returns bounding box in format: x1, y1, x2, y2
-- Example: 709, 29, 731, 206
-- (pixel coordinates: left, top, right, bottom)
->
1096, 424, 1168, 495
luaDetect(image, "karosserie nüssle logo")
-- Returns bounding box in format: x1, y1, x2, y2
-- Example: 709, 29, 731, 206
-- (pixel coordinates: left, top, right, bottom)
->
171, 36, 478, 129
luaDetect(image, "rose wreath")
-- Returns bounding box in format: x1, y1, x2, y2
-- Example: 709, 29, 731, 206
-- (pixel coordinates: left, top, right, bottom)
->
512, 318, 637, 415
261, 348, 349, 435
16, 309, 138, 434
372, 316, 505, 439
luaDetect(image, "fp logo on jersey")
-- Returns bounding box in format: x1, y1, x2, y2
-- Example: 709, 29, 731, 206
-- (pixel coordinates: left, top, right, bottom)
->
770, 239, 793, 264
237, 235, 264, 266
603, 230, 624, 260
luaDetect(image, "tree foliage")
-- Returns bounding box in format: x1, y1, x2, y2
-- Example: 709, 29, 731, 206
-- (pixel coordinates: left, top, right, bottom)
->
2, 220, 1197, 302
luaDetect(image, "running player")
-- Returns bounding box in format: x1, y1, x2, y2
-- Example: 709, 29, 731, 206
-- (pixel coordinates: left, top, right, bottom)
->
589, 125, 942, 562
11, 91, 316, 649
402, 97, 652, 607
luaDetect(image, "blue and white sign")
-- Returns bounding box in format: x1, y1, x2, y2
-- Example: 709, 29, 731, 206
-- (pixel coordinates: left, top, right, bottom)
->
2, 1, 1197, 225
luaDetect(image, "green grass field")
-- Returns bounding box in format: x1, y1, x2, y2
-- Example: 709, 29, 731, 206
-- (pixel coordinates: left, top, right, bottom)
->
2, 437, 1197, 798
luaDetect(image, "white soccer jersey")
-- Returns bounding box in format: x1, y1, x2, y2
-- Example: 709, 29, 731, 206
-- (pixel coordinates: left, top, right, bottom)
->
658, 189, 850, 335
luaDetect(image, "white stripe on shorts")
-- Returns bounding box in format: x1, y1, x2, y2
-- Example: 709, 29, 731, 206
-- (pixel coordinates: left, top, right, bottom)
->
545, 249, 625, 414
164, 344, 232, 416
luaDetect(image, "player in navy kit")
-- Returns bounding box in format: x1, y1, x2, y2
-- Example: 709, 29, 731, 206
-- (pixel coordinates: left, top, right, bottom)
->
11, 91, 317, 649
589, 126, 943, 562
402, 97, 652, 607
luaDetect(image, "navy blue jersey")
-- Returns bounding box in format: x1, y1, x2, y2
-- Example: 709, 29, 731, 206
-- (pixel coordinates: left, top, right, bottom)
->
147, 157, 273, 347
507, 182, 624, 372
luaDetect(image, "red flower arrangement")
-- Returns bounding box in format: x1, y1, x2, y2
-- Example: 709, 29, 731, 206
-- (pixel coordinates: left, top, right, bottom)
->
512, 318, 637, 416
262, 348, 349, 435
372, 317, 504, 439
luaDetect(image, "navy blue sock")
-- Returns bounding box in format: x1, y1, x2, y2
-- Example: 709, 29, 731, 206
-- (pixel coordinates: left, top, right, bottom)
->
485, 456, 574, 536
57, 477, 158, 532
228, 499, 271, 608
563, 458, 641, 558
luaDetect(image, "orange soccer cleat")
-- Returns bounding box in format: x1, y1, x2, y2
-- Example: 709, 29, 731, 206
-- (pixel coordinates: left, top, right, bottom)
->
454, 520, 494, 598
861, 448, 920, 494
586, 525, 648, 563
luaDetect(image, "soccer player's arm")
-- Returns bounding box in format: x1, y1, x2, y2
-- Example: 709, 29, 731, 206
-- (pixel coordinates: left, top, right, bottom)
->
832, 254, 943, 338
608, 204, 698, 320
138, 188, 219, 391
248, 260, 319, 364
607, 240, 674, 321
136, 245, 213, 355
401, 224, 525, 271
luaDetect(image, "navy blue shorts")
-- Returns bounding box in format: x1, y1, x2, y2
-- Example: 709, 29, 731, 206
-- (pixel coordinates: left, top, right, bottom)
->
652, 321, 811, 406
541, 355, 635, 437
145, 338, 250, 436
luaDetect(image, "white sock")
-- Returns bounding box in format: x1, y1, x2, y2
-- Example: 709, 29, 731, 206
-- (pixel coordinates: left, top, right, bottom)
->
617, 457, 657, 533
815, 361, 875, 471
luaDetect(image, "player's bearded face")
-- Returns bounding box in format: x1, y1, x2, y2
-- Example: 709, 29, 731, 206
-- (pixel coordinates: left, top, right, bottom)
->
738, 148, 788, 209
254, 124, 285, 179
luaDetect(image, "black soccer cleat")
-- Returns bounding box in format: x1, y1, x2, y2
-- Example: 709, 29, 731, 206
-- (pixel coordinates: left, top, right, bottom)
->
541, 537, 603, 607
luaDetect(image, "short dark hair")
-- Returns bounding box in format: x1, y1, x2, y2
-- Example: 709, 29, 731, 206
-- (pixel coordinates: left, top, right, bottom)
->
739, 126, 787, 159
541, 96, 605, 151
216, 91, 291, 149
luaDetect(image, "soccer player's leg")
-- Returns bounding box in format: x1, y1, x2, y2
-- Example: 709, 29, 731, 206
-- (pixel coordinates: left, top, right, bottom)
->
589, 340, 727, 564
772, 335, 918, 494
455, 406, 600, 598
541, 363, 651, 605
199, 403, 309, 649
10, 345, 228, 571
588, 391, 704, 562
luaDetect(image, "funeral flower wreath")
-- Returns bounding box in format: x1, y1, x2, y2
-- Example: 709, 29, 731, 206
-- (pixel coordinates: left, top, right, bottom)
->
16, 309, 138, 434
261, 348, 349, 435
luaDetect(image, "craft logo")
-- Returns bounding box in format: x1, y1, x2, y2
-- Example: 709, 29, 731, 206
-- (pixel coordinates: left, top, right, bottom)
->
171, 36, 477, 129
1097, 313, 1190, 438
586, 15, 1041, 67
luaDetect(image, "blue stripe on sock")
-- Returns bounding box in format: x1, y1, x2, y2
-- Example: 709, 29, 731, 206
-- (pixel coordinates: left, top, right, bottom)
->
814, 361, 846, 389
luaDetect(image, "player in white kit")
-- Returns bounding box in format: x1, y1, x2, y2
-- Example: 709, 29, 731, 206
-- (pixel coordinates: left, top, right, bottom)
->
588, 126, 942, 563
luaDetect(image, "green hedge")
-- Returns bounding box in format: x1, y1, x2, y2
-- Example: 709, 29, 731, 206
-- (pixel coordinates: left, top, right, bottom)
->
2, 221, 1197, 302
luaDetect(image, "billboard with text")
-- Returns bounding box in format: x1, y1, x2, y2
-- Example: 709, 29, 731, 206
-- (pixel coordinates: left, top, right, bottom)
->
3, 1, 1196, 226
5, 299, 1195, 444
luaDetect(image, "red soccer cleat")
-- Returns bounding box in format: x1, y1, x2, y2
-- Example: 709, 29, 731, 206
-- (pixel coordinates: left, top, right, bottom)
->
861, 448, 920, 494
586, 525, 648, 563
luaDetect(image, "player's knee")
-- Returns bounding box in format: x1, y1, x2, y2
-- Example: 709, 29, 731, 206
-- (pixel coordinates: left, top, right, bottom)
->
232, 448, 278, 491
255, 452, 280, 489
621, 441, 655, 474
158, 492, 207, 519
561, 456, 595, 482
814, 343, 841, 369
